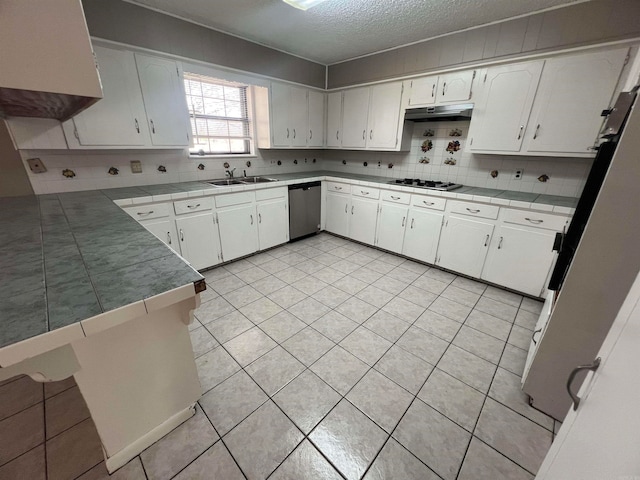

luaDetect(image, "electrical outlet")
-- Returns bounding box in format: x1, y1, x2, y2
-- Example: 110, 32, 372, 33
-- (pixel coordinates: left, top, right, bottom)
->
130, 160, 142, 174
27, 158, 47, 173
514, 169, 524, 180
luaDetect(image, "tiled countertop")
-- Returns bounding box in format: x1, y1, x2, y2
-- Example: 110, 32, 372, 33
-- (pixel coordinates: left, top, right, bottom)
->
0, 170, 577, 350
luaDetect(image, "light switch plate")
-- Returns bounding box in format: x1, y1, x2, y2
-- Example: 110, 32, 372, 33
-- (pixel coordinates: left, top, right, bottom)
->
27, 158, 47, 173
130, 160, 142, 174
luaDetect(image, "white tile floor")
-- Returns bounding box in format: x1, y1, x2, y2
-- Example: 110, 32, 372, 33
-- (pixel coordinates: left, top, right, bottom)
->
0, 232, 559, 480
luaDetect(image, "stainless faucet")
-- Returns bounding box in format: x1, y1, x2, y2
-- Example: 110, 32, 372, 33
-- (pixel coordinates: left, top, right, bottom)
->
225, 168, 236, 178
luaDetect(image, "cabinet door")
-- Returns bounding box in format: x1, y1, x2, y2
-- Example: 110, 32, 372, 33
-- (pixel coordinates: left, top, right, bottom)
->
135, 54, 190, 147
407, 76, 438, 106
325, 192, 350, 237
217, 204, 259, 262
437, 215, 494, 278
72, 47, 149, 146
290, 86, 308, 148
349, 197, 379, 245
142, 219, 180, 255
468, 61, 544, 152
326, 92, 343, 147
175, 213, 221, 270
257, 198, 289, 250
436, 70, 475, 103
376, 203, 408, 254
341, 87, 370, 148
403, 208, 443, 264
367, 82, 403, 149
482, 225, 556, 297
270, 83, 291, 147
523, 48, 628, 155
308, 90, 325, 148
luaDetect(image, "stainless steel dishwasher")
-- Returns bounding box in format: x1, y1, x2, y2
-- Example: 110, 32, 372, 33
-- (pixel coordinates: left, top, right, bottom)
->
288, 181, 321, 240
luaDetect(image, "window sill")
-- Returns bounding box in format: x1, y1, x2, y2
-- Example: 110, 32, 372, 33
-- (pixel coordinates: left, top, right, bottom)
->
189, 154, 258, 160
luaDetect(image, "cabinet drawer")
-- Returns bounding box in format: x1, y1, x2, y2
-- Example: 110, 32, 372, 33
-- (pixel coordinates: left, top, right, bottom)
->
351, 185, 380, 199
215, 191, 255, 208
124, 203, 170, 221
174, 197, 214, 215
325, 181, 349, 194
255, 186, 287, 201
503, 209, 569, 232
449, 200, 499, 219
381, 190, 410, 204
411, 195, 446, 211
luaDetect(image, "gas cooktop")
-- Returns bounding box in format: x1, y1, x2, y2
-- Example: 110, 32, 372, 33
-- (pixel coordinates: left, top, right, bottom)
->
388, 178, 463, 191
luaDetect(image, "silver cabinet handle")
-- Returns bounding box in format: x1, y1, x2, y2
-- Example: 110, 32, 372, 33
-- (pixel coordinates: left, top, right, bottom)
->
309, 129, 312, 139
484, 234, 490, 247
167, 231, 172, 245
391, 196, 400, 200
517, 125, 524, 140
533, 124, 540, 140
360, 190, 369, 195
362, 130, 366, 140
150, 119, 155, 134
431, 84, 435, 98
369, 130, 373, 140
401, 216, 406, 227
497, 236, 503, 249
525, 217, 544, 224
179, 229, 184, 242
135, 118, 140, 133
423, 200, 434, 206
293, 128, 296, 139
466, 208, 480, 213
258, 213, 262, 224
336, 130, 339, 140
334, 186, 342, 190
532, 328, 542, 345
351, 206, 354, 215
567, 357, 601, 411
442, 82, 447, 96
286, 128, 290, 139
345, 204, 347, 213
250, 214, 253, 225
187, 203, 200, 209
410, 218, 414, 229
136, 211, 154, 216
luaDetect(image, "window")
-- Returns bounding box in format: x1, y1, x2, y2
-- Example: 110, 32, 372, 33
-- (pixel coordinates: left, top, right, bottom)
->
183, 73, 252, 156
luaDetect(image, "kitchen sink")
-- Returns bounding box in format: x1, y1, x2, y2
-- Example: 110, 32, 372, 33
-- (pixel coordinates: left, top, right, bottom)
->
240, 176, 278, 183
207, 179, 245, 186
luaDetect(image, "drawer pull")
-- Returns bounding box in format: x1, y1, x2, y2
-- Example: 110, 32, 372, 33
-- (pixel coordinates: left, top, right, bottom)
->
187, 203, 201, 209
135, 118, 140, 133
167, 232, 172, 245
137, 211, 154, 216
431, 84, 435, 98
334, 186, 343, 190
250, 214, 254, 225
525, 217, 544, 224
410, 218, 415, 229
423, 201, 435, 206
360, 190, 370, 195
345, 204, 347, 213
179, 229, 184, 242
258, 213, 262, 224
533, 124, 540, 140
497, 236, 503, 249
351, 206, 354, 215
401, 216, 406, 227
391, 196, 401, 200
286, 128, 290, 139
484, 234, 490, 247
517, 125, 524, 140
150, 119, 155, 134
466, 208, 481, 213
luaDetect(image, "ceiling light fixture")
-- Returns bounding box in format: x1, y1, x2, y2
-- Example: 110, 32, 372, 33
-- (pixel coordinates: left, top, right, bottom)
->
282, 0, 328, 11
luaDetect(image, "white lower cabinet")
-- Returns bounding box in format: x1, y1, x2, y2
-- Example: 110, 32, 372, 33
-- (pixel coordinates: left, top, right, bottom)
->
141, 219, 180, 255
437, 215, 494, 278
349, 197, 379, 245
257, 198, 289, 250
325, 192, 350, 237
175, 213, 221, 270
376, 203, 408, 254
402, 208, 443, 264
217, 204, 259, 262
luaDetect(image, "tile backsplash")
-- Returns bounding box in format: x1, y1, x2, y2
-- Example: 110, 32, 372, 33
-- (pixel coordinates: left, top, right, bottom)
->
322, 121, 592, 198
20, 120, 591, 197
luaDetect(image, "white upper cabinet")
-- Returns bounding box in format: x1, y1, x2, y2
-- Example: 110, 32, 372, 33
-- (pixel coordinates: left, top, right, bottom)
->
326, 92, 343, 148
406, 76, 438, 106
135, 54, 191, 147
270, 83, 291, 147
367, 82, 405, 149
468, 61, 544, 153
522, 48, 628, 155
68, 47, 150, 147
308, 90, 325, 148
341, 87, 371, 148
435, 70, 475, 103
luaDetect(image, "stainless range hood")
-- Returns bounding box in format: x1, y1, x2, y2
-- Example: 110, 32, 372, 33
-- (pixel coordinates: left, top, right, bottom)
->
404, 103, 473, 121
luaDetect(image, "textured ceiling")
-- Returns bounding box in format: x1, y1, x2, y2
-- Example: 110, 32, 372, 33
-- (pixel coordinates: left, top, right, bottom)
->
127, 0, 587, 64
